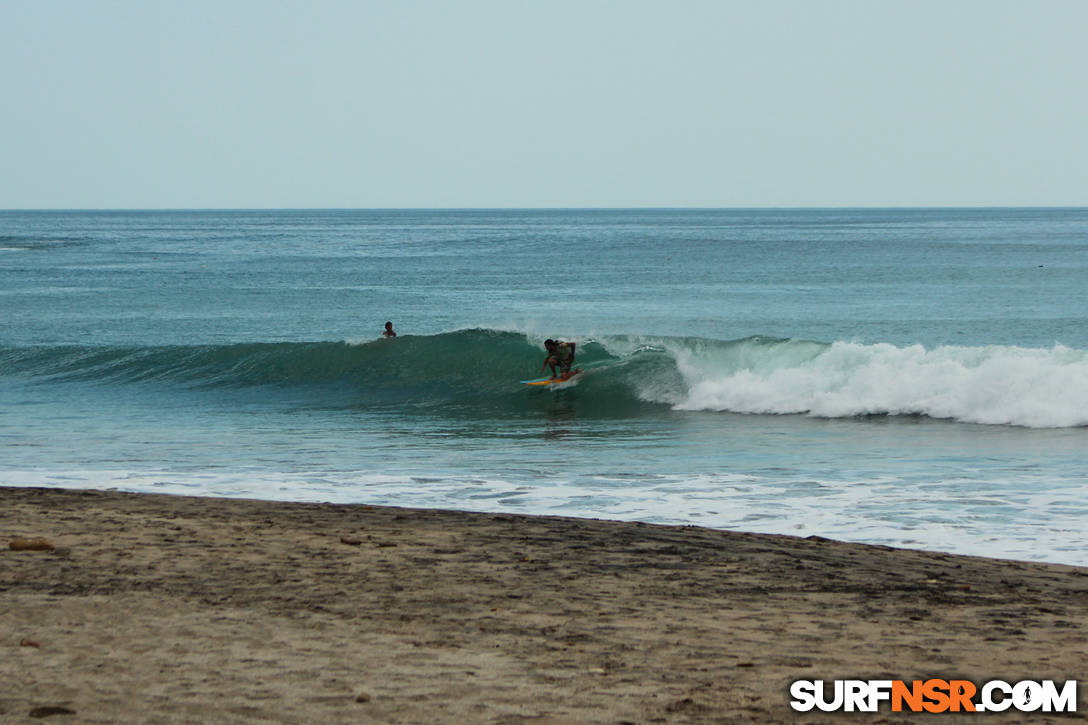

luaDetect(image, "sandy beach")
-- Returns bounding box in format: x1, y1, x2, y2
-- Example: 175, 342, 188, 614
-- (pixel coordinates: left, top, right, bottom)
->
2, 486, 1086, 723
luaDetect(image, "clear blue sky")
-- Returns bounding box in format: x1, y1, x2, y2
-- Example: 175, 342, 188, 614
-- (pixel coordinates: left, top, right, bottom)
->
3, 0, 1086, 208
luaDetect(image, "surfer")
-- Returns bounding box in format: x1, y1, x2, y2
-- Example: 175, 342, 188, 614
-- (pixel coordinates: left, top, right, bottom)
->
382, 321, 396, 338
541, 339, 576, 379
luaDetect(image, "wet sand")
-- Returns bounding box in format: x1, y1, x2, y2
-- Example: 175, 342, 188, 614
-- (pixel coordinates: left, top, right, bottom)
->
3, 486, 1087, 723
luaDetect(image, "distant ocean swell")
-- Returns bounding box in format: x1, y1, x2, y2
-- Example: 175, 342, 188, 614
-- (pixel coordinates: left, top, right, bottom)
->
4, 329, 1087, 428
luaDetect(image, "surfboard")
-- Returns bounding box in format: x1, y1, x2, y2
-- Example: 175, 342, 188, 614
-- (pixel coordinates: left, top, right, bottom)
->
520, 369, 583, 386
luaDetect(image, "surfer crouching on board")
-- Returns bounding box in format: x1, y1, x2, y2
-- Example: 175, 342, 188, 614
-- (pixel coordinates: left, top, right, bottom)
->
541, 339, 576, 379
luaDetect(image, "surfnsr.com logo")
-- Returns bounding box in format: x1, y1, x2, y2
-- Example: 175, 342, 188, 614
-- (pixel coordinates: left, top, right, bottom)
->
790, 679, 1078, 713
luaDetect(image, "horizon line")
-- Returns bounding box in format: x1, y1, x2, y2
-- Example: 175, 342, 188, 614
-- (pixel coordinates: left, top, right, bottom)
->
3, 205, 1087, 213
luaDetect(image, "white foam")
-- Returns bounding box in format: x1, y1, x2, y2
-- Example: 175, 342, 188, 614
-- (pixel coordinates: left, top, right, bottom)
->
671, 342, 1088, 428
6, 467, 1087, 566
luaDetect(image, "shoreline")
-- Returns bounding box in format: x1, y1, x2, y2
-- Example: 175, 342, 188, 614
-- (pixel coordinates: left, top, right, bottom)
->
3, 486, 1087, 723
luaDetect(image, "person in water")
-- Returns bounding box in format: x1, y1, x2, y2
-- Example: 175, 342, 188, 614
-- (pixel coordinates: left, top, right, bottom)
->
382, 321, 396, 338
541, 339, 576, 378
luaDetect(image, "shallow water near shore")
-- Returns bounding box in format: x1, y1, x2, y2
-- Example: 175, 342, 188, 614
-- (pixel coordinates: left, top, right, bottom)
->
3, 208, 1087, 564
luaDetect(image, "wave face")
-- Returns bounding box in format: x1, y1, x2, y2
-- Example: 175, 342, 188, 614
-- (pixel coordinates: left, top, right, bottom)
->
4, 329, 1088, 427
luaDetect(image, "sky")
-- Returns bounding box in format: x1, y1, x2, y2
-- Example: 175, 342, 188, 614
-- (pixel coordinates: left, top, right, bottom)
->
2, 0, 1086, 208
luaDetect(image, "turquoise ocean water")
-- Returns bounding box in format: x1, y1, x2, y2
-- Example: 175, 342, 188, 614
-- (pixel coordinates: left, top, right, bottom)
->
2, 209, 1087, 564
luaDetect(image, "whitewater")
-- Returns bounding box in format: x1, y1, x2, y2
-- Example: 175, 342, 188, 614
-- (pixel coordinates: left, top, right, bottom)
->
2, 208, 1086, 565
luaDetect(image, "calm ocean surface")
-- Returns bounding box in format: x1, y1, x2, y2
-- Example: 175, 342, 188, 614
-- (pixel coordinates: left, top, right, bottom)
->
2, 209, 1087, 564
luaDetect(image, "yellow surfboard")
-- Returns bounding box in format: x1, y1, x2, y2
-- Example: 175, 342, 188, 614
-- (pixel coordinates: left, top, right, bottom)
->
520, 369, 583, 386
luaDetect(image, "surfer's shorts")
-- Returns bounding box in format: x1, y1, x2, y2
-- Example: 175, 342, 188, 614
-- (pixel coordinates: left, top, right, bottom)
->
547, 355, 571, 373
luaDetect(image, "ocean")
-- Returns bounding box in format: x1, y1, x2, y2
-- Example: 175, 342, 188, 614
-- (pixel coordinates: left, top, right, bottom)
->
2, 208, 1086, 565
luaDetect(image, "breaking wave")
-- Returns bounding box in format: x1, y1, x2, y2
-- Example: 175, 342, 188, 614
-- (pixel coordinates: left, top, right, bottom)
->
4, 329, 1087, 428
